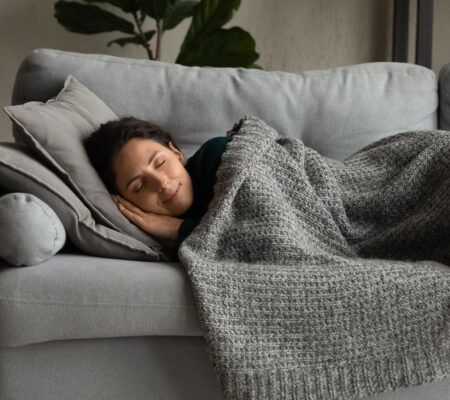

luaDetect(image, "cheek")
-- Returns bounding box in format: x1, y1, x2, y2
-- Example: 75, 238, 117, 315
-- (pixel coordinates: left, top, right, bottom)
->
182, 174, 194, 198
168, 161, 183, 175
134, 192, 160, 213
170, 162, 190, 184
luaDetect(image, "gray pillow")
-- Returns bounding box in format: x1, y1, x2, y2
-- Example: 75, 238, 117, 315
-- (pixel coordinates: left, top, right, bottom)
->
0, 142, 175, 262
3, 75, 174, 255
0, 192, 66, 266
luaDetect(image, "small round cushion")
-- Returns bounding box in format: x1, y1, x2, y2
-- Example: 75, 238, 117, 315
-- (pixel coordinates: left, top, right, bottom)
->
0, 193, 66, 266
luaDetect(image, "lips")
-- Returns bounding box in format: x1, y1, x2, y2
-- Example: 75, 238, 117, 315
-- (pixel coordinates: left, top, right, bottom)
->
163, 184, 180, 203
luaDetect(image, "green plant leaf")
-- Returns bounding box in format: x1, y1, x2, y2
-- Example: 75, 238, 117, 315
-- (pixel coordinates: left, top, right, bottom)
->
180, 0, 240, 54
176, 27, 259, 67
135, 0, 168, 21
55, 1, 135, 34
107, 29, 155, 46
163, 0, 199, 31
83, 0, 140, 13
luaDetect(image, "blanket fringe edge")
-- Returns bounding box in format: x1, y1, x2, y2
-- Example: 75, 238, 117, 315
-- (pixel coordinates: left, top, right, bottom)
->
219, 345, 450, 400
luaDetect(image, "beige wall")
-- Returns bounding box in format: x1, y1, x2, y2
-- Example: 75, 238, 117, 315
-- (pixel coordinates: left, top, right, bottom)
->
1, 0, 449, 142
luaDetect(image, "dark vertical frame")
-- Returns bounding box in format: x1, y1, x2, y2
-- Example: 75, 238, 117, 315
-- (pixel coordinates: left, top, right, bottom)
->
393, 0, 410, 62
416, 0, 434, 68
392, 0, 434, 68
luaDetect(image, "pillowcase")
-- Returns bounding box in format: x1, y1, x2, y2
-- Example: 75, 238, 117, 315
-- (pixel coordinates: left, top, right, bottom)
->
0, 193, 66, 267
3, 74, 174, 255
0, 142, 176, 262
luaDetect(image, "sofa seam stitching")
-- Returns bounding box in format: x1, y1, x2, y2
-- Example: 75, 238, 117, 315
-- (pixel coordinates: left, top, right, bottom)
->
0, 298, 195, 308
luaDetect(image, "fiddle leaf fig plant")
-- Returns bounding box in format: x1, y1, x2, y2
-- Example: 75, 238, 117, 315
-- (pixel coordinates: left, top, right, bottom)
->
54, 0, 261, 68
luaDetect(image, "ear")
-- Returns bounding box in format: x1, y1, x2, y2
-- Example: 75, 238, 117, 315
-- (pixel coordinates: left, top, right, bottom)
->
168, 141, 186, 165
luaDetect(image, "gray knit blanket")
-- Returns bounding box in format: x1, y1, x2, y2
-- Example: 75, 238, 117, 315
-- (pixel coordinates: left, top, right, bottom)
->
177, 115, 450, 400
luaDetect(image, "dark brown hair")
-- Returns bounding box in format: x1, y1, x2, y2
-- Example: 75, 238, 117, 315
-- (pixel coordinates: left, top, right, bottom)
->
83, 116, 181, 194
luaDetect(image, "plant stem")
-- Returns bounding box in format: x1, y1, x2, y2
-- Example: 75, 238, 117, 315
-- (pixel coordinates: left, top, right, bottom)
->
132, 11, 153, 60
139, 9, 145, 25
155, 20, 163, 60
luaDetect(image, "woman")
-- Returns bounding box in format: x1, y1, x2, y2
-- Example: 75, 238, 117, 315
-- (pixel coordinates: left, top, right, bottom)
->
84, 116, 229, 250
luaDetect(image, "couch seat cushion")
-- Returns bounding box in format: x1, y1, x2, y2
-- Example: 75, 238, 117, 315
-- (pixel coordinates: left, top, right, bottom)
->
0, 252, 201, 347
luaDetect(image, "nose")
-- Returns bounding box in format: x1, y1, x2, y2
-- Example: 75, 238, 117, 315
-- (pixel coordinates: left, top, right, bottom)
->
142, 170, 169, 192
158, 181, 170, 192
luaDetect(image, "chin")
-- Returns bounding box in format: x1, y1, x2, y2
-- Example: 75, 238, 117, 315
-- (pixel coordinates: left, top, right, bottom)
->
170, 208, 187, 218
171, 202, 192, 217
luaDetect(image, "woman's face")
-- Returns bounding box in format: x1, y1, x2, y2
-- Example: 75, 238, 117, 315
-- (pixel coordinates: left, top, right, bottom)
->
112, 138, 193, 217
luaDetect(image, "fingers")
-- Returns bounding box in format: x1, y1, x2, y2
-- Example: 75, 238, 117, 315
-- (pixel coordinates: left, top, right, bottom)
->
111, 195, 146, 227
118, 205, 145, 225
111, 195, 136, 214
112, 194, 145, 217
112, 194, 122, 209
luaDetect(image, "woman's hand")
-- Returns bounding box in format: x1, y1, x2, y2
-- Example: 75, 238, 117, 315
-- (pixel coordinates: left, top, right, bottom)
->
112, 194, 183, 241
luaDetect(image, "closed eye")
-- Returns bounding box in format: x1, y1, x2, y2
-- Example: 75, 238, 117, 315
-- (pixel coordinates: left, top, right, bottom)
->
132, 159, 166, 193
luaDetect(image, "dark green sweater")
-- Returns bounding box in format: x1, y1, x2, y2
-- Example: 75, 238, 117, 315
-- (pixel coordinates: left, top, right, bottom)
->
176, 136, 229, 250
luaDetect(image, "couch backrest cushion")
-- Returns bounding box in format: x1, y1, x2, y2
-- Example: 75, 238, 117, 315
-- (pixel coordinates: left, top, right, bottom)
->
0, 143, 169, 261
11, 49, 437, 161
4, 75, 173, 256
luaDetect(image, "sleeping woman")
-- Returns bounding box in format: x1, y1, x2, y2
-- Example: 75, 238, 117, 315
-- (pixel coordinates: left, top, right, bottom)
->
83, 116, 229, 251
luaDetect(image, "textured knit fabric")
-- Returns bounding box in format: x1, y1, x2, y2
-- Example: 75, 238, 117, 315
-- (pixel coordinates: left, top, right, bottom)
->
176, 136, 230, 250
177, 115, 450, 400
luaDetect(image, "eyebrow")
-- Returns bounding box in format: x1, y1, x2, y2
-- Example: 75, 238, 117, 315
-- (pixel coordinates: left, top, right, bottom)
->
125, 150, 160, 190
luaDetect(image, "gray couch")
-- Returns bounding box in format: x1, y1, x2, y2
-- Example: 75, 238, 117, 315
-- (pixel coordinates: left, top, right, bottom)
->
0, 49, 449, 400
